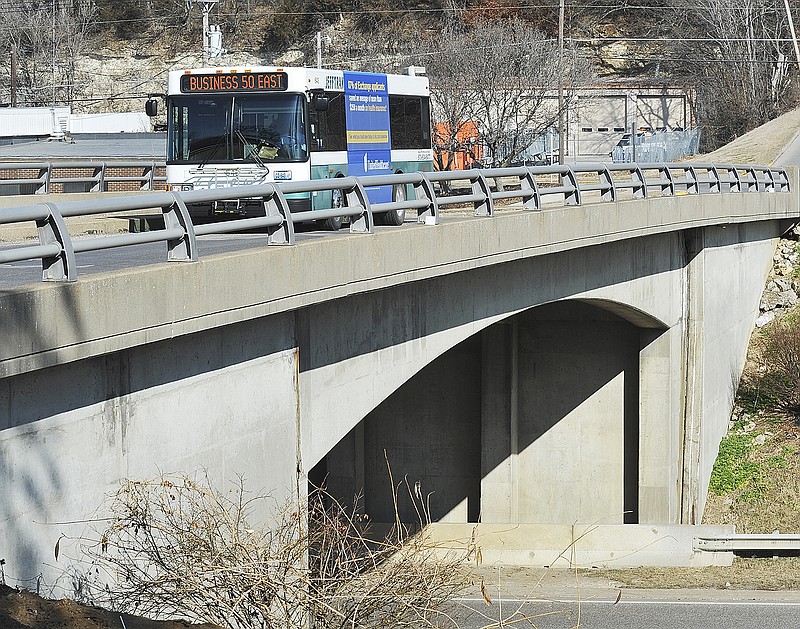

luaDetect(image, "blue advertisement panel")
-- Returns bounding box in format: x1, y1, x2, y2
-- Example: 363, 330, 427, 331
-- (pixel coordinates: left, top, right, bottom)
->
344, 71, 392, 204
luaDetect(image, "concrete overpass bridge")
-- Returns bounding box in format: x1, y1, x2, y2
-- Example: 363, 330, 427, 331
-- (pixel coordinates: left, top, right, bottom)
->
0, 163, 798, 587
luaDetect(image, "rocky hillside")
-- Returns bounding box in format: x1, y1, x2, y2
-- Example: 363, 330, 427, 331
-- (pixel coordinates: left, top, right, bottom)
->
702, 233, 800, 534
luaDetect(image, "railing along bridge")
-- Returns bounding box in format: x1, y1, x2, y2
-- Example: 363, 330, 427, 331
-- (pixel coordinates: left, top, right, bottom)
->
0, 161, 789, 283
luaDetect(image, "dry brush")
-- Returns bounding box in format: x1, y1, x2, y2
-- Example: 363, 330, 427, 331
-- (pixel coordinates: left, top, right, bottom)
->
77, 473, 473, 628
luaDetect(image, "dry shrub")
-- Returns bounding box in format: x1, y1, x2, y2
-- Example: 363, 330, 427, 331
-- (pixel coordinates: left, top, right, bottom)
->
80, 474, 471, 629
740, 320, 800, 417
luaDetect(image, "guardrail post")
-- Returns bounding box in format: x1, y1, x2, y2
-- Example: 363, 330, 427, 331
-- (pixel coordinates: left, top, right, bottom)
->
414, 172, 439, 224
38, 201, 76, 281
775, 168, 790, 192
346, 178, 374, 233
658, 164, 675, 196
142, 164, 154, 191
743, 166, 758, 192
764, 168, 777, 193
708, 166, 721, 193
263, 185, 295, 245
165, 192, 198, 261
600, 164, 616, 202
39, 166, 50, 194
729, 166, 742, 192
753, 167, 766, 192
563, 167, 581, 205
521, 168, 541, 210
631, 165, 647, 199
686, 166, 699, 194
471, 171, 494, 216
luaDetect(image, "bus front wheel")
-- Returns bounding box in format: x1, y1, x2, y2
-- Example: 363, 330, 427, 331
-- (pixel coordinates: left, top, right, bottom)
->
321, 187, 343, 231
376, 183, 406, 226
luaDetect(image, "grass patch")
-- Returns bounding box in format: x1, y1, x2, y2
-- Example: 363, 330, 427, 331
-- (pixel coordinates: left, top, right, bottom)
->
704, 305, 800, 531
704, 414, 800, 533
708, 429, 761, 497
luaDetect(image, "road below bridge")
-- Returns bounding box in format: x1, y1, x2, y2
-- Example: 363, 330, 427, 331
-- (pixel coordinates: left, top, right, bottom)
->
454, 595, 800, 628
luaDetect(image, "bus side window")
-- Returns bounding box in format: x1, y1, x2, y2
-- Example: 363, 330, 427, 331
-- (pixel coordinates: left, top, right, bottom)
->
389, 95, 431, 149
310, 92, 346, 152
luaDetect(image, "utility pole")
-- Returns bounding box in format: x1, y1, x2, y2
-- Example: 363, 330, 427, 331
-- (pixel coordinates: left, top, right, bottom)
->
52, 0, 56, 106
11, 44, 17, 107
315, 31, 331, 69
784, 0, 800, 69
187, 0, 220, 65
557, 0, 565, 165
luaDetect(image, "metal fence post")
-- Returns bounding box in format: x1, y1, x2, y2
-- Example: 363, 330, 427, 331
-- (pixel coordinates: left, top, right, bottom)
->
264, 185, 295, 245
346, 178, 374, 233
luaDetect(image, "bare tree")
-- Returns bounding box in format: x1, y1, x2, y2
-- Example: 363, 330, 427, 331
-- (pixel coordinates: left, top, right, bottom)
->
669, 0, 797, 149
0, 0, 95, 107
414, 19, 594, 169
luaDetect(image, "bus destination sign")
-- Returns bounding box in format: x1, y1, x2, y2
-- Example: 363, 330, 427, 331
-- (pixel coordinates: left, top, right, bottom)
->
180, 72, 288, 93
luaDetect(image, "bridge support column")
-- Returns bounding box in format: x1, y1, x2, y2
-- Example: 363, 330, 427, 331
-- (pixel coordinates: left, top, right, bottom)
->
480, 321, 517, 523
680, 228, 705, 524
638, 326, 684, 523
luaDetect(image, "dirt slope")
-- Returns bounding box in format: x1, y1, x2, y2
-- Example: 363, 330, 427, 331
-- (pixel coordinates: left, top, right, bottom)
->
693, 107, 800, 165
0, 585, 221, 629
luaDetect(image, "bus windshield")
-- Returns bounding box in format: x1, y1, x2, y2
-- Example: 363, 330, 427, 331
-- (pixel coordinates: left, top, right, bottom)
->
168, 93, 308, 164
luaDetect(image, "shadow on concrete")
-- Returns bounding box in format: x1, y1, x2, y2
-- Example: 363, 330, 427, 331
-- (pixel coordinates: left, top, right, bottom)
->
316, 300, 648, 526
0, 309, 294, 591
0, 273, 90, 591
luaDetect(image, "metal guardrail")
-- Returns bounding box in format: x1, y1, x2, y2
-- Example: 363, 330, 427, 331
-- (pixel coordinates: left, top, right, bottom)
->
0, 160, 166, 194
0, 162, 790, 283
695, 534, 800, 552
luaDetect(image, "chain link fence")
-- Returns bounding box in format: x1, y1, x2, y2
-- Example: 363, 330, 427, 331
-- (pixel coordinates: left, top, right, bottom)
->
611, 129, 701, 163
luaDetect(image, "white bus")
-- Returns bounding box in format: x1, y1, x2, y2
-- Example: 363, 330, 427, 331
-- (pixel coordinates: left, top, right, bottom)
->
150, 65, 433, 229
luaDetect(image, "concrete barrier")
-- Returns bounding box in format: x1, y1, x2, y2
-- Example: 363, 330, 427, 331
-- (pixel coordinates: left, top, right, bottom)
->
426, 523, 736, 567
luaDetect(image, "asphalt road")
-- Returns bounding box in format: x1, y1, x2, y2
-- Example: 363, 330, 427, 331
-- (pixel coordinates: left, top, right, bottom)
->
446, 589, 800, 629
453, 594, 800, 628
775, 129, 800, 166
0, 221, 381, 290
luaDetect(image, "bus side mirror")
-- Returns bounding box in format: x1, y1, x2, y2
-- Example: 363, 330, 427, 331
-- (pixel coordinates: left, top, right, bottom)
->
145, 99, 158, 117
312, 92, 329, 112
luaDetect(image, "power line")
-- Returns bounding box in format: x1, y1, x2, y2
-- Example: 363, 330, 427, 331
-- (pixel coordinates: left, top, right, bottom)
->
0, 0, 797, 24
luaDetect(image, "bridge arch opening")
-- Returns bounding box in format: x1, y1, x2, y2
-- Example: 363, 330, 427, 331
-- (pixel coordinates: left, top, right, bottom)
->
312, 299, 668, 527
